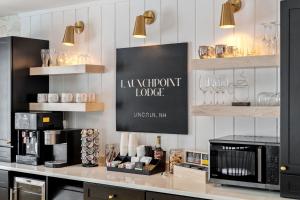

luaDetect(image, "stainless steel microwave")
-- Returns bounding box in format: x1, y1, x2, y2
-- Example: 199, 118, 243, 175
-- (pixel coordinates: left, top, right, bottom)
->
209, 135, 280, 190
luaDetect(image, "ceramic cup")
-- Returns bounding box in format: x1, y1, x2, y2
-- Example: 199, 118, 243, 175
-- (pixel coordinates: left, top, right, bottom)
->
75, 93, 88, 103
37, 93, 48, 103
48, 93, 59, 103
88, 93, 96, 103
61, 93, 73, 103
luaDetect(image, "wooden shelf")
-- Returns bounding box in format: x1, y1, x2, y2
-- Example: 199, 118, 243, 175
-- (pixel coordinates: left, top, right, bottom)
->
29, 103, 104, 112
192, 105, 280, 118
30, 64, 105, 76
192, 55, 279, 70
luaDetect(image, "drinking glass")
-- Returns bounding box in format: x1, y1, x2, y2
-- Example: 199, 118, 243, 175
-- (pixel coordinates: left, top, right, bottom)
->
41, 49, 50, 67
49, 49, 57, 66
217, 76, 229, 104
199, 76, 211, 105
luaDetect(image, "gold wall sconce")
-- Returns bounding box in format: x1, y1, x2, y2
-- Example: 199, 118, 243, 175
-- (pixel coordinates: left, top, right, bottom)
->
220, 0, 242, 29
62, 21, 85, 46
133, 10, 156, 38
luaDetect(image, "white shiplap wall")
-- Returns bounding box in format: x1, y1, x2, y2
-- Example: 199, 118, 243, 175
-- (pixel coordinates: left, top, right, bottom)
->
17, 0, 281, 153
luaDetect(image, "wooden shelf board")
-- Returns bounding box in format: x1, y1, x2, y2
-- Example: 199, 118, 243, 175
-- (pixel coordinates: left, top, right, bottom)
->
29, 103, 104, 112
192, 55, 279, 70
30, 64, 105, 76
192, 105, 280, 118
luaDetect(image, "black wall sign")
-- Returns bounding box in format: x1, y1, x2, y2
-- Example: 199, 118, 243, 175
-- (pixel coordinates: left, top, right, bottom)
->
116, 43, 188, 135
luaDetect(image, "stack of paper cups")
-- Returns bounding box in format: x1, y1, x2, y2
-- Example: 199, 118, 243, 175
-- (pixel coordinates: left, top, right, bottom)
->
128, 133, 138, 157
120, 132, 129, 156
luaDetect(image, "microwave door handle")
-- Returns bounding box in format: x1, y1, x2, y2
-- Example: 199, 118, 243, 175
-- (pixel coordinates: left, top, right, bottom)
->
258, 147, 262, 183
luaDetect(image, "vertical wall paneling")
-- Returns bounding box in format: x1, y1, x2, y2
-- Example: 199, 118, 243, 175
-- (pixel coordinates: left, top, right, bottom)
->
160, 0, 178, 44
101, 3, 118, 144
159, 0, 178, 150
40, 13, 51, 40
145, 0, 161, 45
214, 0, 234, 139
254, 0, 277, 137
49, 11, 64, 94
177, 0, 196, 149
20, 16, 30, 37
233, 0, 256, 137
195, 0, 215, 150
30, 15, 41, 39
116, 1, 130, 49
17, 0, 280, 154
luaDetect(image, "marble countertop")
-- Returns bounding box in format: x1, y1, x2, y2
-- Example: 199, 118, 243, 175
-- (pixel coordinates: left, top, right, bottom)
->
0, 162, 289, 200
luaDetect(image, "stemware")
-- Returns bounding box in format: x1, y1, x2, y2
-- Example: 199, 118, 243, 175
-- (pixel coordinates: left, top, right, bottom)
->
199, 76, 211, 105
49, 49, 57, 66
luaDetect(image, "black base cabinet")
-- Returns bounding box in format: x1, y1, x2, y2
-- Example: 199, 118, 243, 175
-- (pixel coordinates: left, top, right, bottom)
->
146, 192, 206, 200
281, 0, 300, 199
0, 170, 9, 200
84, 183, 145, 200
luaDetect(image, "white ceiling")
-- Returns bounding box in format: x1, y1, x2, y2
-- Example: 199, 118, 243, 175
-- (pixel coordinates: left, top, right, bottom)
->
0, 0, 98, 16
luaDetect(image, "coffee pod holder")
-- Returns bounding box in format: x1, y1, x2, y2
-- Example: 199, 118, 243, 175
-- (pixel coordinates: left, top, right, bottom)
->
106, 151, 166, 175
81, 129, 100, 167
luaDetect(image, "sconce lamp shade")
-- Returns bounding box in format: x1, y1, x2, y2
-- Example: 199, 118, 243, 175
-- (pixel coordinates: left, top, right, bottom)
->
133, 15, 146, 38
62, 21, 85, 46
220, 1, 235, 29
62, 26, 75, 46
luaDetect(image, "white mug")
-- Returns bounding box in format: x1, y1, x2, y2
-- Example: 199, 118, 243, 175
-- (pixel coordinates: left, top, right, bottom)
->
61, 93, 73, 103
37, 93, 48, 103
88, 93, 96, 103
75, 93, 88, 103
48, 93, 59, 103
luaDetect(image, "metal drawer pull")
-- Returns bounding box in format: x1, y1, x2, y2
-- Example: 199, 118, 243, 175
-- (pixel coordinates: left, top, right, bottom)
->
108, 194, 116, 199
280, 166, 287, 171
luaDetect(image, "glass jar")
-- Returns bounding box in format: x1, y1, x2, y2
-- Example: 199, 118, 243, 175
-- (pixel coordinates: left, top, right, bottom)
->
169, 149, 184, 174
105, 144, 119, 166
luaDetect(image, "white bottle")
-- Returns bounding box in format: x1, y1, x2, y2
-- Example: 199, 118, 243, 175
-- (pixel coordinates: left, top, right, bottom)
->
120, 132, 129, 156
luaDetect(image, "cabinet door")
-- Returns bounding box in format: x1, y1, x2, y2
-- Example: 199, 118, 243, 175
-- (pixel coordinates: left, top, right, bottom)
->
0, 187, 9, 200
0, 170, 9, 188
0, 38, 11, 146
84, 183, 145, 200
281, 0, 300, 198
281, 0, 300, 175
146, 192, 205, 200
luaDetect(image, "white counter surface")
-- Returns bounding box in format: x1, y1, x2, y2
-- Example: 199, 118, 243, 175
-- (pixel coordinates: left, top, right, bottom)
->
0, 162, 289, 200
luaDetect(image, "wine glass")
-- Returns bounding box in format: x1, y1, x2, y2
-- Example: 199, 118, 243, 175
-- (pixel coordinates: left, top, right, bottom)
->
218, 76, 229, 104
199, 76, 211, 105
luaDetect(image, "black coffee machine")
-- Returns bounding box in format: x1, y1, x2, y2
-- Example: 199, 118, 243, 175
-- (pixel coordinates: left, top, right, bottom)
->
44, 129, 82, 168
15, 112, 63, 165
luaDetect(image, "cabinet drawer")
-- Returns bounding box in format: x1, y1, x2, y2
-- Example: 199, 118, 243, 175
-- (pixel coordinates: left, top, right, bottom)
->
0, 186, 9, 200
281, 174, 300, 199
84, 183, 145, 200
146, 192, 205, 200
0, 170, 9, 188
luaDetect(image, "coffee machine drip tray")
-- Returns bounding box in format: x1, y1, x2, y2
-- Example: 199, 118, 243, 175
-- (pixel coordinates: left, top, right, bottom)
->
45, 160, 67, 168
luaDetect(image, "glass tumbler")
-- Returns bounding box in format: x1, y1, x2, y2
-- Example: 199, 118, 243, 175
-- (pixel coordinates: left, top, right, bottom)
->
41, 49, 50, 67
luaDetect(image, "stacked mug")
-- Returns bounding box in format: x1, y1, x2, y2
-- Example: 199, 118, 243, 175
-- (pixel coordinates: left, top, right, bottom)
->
37, 93, 96, 103
81, 129, 100, 167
